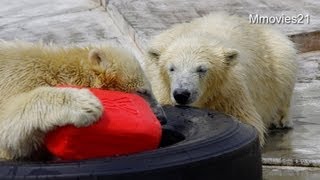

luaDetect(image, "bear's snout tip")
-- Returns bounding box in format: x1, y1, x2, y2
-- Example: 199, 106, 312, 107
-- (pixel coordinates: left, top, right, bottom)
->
173, 88, 191, 105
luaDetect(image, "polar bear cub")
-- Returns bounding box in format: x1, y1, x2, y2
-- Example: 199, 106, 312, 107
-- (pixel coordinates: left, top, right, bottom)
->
145, 13, 298, 145
0, 41, 165, 160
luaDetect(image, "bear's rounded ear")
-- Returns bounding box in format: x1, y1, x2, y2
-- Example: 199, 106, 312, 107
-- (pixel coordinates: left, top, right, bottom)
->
223, 48, 239, 66
88, 49, 109, 69
146, 34, 171, 61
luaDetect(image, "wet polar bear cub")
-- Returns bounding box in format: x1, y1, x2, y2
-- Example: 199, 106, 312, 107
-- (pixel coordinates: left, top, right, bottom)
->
0, 41, 165, 160
145, 13, 298, 145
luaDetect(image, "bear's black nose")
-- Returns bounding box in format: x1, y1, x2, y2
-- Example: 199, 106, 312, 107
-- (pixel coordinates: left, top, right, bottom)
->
173, 88, 191, 105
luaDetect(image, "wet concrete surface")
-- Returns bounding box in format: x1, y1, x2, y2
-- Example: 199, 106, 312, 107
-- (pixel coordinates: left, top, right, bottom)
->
1, 0, 320, 179
0, 0, 142, 60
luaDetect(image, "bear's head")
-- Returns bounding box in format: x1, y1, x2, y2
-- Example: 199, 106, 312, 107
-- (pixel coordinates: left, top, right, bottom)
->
87, 46, 167, 124
147, 33, 239, 106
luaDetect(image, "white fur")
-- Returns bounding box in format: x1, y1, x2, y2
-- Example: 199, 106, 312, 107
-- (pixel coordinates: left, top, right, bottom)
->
145, 13, 298, 145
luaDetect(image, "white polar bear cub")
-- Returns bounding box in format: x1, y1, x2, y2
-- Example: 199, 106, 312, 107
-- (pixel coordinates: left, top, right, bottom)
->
145, 13, 298, 145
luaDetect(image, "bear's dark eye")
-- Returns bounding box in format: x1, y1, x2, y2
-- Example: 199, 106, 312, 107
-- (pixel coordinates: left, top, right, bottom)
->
196, 66, 207, 74
169, 66, 175, 72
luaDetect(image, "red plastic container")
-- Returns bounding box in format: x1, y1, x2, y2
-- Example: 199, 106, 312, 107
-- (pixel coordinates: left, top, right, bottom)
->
45, 88, 162, 160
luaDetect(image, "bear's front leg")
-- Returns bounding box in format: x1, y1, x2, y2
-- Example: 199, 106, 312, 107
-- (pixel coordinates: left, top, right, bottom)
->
0, 87, 103, 160
212, 90, 266, 146
232, 104, 266, 146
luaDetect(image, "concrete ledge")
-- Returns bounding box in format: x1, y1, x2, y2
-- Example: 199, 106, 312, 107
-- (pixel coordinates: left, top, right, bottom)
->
263, 165, 320, 179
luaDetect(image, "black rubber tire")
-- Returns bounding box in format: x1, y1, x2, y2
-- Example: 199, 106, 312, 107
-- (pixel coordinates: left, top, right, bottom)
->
0, 106, 262, 180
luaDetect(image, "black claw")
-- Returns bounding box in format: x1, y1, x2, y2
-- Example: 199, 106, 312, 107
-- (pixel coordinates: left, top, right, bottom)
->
156, 114, 167, 125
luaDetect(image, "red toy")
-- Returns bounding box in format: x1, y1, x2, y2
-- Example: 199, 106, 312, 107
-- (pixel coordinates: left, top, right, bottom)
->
45, 87, 162, 160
